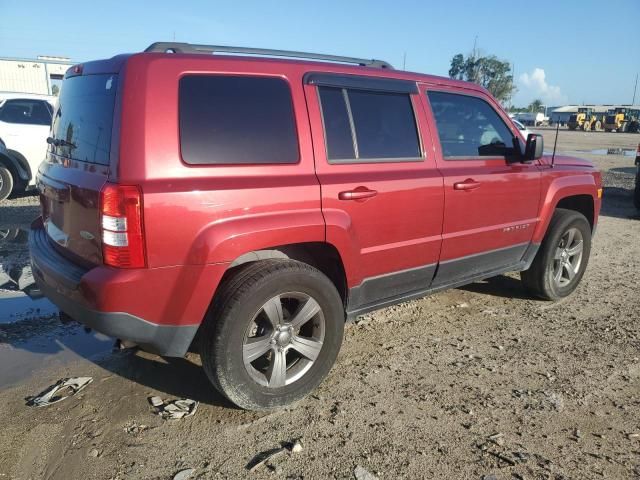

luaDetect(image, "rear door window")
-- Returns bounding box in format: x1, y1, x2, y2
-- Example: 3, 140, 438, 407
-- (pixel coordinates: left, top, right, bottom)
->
179, 75, 299, 165
318, 86, 421, 162
427, 91, 516, 159
51, 74, 118, 165
0, 99, 52, 125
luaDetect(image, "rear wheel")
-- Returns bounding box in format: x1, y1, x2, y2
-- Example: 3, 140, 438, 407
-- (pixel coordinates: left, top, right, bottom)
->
0, 166, 14, 201
521, 209, 592, 300
200, 259, 344, 410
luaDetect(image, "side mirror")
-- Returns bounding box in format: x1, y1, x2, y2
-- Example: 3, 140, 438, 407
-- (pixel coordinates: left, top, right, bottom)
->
524, 133, 544, 161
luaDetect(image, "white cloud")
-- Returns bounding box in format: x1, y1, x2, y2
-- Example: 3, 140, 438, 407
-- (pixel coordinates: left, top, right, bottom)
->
518, 68, 568, 106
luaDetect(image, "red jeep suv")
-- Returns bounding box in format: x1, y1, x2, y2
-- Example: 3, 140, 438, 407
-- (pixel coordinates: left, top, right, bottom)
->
30, 42, 602, 410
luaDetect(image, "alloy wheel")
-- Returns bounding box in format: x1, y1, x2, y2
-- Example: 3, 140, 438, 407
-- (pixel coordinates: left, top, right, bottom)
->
551, 227, 584, 287
242, 292, 325, 388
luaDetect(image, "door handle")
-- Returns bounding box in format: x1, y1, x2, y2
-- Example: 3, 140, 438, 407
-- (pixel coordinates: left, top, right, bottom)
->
453, 179, 481, 191
338, 188, 378, 201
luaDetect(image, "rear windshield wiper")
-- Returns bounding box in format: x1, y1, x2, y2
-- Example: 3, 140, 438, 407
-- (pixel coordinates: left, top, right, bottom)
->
46, 137, 77, 149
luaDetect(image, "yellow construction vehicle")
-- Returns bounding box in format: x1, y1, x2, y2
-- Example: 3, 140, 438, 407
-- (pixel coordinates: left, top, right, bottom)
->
627, 109, 640, 133
567, 107, 602, 131
604, 107, 628, 132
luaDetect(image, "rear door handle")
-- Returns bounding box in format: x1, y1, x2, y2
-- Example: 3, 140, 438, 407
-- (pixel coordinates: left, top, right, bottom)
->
338, 188, 378, 201
453, 179, 481, 191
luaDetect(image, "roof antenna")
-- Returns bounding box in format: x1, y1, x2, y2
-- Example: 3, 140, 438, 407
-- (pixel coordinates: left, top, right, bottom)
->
550, 119, 560, 168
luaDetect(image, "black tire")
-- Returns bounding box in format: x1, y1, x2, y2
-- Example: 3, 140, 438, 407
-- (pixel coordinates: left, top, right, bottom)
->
0, 166, 13, 201
521, 209, 592, 301
634, 168, 640, 210
200, 259, 344, 410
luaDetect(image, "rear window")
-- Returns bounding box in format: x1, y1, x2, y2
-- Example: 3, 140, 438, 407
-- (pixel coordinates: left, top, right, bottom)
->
51, 74, 117, 165
179, 75, 299, 165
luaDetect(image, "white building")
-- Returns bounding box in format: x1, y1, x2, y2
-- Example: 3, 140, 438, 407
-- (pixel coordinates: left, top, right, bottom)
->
0, 56, 73, 95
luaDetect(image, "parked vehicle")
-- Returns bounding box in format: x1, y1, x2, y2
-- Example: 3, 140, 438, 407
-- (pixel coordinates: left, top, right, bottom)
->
30, 42, 602, 410
602, 107, 640, 133
568, 107, 602, 131
0, 92, 56, 200
511, 118, 533, 139
514, 112, 547, 127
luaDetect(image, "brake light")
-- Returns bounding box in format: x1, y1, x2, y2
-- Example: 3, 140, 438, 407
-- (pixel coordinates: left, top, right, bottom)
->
100, 183, 146, 268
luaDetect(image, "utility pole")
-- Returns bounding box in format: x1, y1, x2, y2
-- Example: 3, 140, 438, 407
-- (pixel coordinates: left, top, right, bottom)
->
633, 73, 638, 105
402, 52, 406, 70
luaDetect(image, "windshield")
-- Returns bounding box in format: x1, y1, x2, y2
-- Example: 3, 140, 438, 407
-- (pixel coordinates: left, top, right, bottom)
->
51, 74, 117, 165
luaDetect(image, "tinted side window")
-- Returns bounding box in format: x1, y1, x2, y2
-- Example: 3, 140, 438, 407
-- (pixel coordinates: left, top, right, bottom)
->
318, 87, 355, 160
427, 91, 515, 159
179, 76, 299, 165
348, 90, 420, 159
0, 99, 52, 125
318, 87, 421, 162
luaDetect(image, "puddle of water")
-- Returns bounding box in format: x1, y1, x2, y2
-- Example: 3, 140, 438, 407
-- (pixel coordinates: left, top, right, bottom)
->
0, 328, 114, 388
0, 227, 116, 387
0, 294, 58, 324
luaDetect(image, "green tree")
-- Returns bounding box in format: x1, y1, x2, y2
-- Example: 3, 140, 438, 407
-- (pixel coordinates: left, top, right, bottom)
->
51, 84, 60, 96
448, 53, 516, 104
528, 99, 543, 112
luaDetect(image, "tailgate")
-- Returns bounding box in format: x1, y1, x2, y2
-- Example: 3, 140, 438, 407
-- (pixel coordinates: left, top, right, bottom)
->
38, 72, 118, 266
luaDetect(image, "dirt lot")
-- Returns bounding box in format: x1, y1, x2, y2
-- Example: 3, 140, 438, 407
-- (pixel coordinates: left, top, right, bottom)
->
1, 130, 639, 480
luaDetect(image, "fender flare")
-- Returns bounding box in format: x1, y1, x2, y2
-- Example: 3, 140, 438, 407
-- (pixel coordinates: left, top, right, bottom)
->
0, 146, 30, 183
6, 149, 32, 182
533, 174, 598, 243
187, 209, 327, 266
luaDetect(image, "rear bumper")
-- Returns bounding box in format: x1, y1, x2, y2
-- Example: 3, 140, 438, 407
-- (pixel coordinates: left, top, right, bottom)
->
29, 218, 227, 356
35, 279, 198, 356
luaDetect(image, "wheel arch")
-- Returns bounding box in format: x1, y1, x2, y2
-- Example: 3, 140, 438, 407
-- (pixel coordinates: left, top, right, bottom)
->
189, 241, 349, 354
225, 242, 348, 307
0, 149, 31, 187
555, 195, 595, 230
533, 175, 599, 243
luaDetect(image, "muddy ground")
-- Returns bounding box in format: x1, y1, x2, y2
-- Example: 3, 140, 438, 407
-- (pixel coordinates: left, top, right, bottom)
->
0, 130, 639, 480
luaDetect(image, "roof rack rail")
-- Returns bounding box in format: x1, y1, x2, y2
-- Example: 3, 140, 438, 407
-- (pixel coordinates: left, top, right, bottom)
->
144, 42, 393, 69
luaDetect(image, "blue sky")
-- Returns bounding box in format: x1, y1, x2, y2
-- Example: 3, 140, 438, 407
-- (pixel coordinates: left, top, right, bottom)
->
2, 0, 639, 106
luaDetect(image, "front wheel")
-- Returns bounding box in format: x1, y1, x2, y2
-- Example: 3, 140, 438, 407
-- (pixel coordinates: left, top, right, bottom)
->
521, 209, 592, 300
0, 166, 14, 201
200, 259, 344, 410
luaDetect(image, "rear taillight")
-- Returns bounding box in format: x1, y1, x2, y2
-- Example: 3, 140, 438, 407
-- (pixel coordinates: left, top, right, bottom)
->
100, 183, 146, 268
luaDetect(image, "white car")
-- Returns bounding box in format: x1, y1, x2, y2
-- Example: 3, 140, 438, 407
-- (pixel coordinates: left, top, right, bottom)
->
0, 92, 57, 200
512, 118, 533, 140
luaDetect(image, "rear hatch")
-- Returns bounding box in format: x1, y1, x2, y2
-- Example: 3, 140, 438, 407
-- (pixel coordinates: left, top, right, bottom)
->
38, 70, 119, 266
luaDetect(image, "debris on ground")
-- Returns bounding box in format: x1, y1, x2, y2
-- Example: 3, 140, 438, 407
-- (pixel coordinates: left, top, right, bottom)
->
354, 465, 379, 480
123, 421, 149, 435
172, 468, 196, 480
291, 439, 303, 453
88, 448, 101, 458
246, 446, 287, 472
487, 432, 505, 446
25, 377, 93, 407
148, 396, 198, 420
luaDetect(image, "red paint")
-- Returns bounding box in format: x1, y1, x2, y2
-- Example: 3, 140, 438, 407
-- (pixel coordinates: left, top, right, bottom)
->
34, 51, 601, 330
